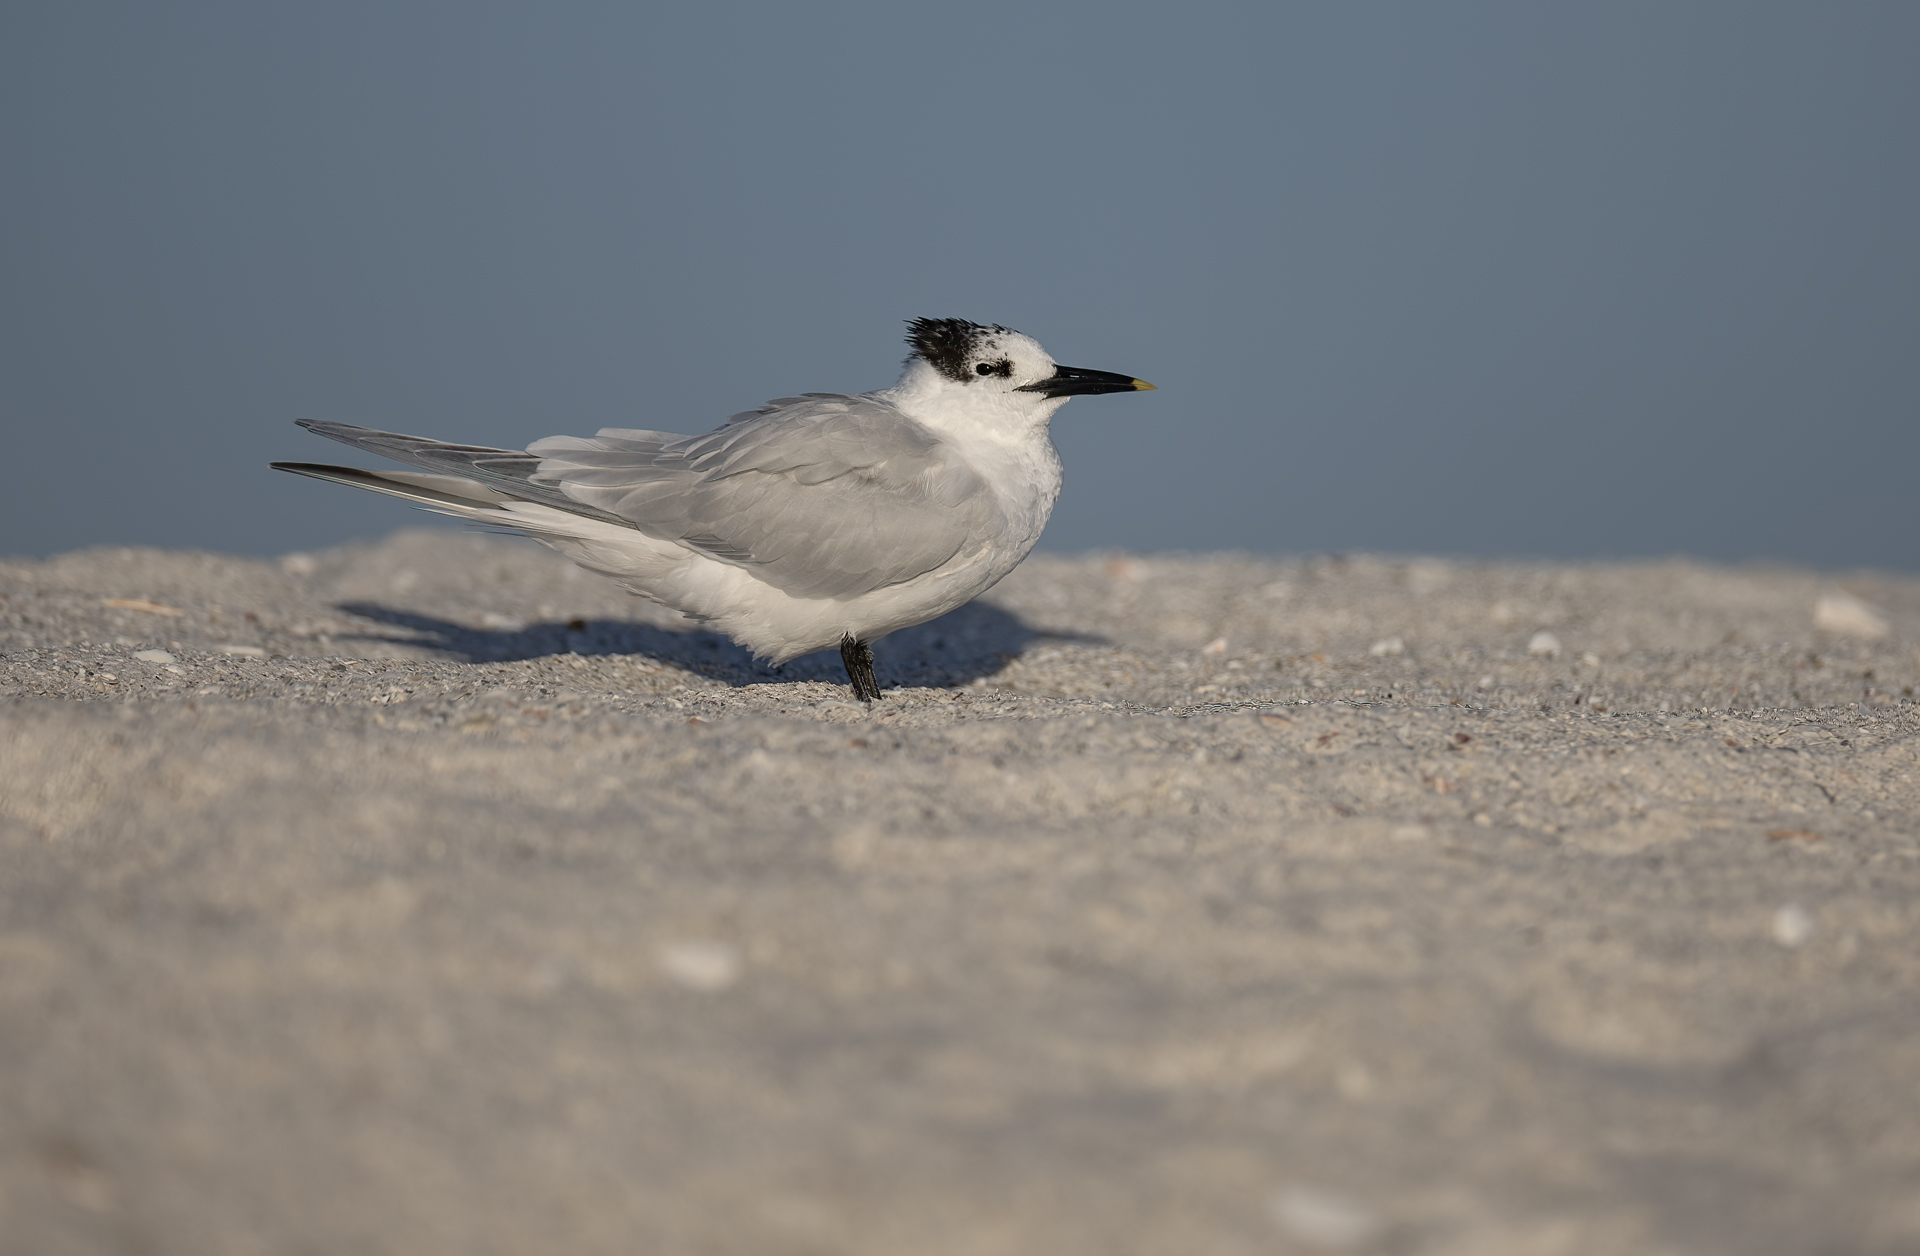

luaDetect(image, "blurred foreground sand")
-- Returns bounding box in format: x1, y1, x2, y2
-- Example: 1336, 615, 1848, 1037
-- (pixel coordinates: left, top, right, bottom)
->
3, 531, 1918, 1255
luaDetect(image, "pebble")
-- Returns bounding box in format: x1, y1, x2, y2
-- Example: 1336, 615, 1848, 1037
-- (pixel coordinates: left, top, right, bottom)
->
1814, 591, 1890, 640
1367, 636, 1404, 656
657, 941, 742, 992
101, 598, 183, 617
1772, 903, 1814, 948
133, 649, 176, 665
1527, 631, 1563, 658
1269, 1185, 1377, 1248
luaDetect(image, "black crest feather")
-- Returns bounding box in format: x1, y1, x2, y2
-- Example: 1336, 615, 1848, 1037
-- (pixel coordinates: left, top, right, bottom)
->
905, 317, 1015, 382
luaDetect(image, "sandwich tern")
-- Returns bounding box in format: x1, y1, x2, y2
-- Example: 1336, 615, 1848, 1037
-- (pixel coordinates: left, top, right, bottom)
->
273, 318, 1153, 700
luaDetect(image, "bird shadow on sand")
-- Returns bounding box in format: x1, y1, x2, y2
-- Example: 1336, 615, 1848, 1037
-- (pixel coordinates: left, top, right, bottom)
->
331, 600, 1104, 691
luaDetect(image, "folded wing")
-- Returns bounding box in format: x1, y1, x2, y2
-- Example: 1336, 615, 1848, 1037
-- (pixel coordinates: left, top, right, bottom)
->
291, 396, 997, 603
530, 394, 995, 600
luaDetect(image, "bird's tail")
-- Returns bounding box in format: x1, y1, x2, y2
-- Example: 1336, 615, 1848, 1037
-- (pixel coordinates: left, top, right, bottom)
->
271, 463, 517, 517
271, 422, 696, 606
272, 460, 643, 548
272, 420, 640, 536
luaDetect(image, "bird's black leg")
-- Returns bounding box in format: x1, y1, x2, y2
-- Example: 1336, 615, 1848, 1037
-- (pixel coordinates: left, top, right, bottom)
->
839, 633, 883, 702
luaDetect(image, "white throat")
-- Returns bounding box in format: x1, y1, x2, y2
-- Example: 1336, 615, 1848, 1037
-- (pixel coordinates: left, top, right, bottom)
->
877, 359, 1067, 554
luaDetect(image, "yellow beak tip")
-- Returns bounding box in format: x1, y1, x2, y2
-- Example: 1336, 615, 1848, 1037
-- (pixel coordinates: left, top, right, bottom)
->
1132, 379, 1157, 391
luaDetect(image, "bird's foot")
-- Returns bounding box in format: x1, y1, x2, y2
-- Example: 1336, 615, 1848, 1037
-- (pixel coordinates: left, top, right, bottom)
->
839, 634, 883, 703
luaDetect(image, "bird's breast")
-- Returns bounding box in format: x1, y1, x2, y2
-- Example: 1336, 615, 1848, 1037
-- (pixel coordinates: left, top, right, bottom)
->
953, 430, 1063, 571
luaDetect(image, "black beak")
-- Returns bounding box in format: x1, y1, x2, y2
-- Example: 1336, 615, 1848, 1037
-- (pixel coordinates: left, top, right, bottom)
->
1015, 365, 1157, 398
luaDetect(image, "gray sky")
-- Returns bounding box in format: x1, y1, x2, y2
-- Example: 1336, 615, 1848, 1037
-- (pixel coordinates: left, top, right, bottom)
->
5, 1, 1916, 570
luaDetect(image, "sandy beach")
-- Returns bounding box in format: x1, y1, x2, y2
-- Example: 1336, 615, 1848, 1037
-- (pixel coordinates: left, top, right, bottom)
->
3, 529, 1917, 1255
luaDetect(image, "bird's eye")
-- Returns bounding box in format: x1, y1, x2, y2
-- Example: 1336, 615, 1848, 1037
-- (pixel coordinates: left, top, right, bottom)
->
975, 362, 995, 376
974, 359, 1013, 378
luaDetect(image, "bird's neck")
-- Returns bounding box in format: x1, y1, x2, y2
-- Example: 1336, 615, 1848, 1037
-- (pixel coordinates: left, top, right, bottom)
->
879, 359, 1067, 442
877, 362, 1066, 554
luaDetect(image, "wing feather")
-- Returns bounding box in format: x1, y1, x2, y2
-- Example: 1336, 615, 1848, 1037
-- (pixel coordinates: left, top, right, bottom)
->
292, 394, 997, 602
527, 394, 994, 600
293, 420, 636, 527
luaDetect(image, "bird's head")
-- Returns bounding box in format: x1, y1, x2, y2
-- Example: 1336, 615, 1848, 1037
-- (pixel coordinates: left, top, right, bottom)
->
894, 318, 1154, 425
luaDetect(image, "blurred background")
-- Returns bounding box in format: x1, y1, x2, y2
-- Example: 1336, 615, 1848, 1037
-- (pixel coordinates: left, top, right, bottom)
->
4, 1, 1915, 570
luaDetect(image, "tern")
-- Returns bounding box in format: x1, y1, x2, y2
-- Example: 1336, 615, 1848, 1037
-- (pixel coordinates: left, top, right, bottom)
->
273, 318, 1153, 700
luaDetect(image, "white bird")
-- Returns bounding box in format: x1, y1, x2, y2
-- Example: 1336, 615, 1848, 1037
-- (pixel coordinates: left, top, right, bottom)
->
273, 318, 1154, 700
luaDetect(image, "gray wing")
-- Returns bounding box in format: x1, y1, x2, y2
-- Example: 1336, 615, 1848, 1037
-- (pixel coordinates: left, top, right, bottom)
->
528, 394, 996, 600
290, 420, 637, 527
